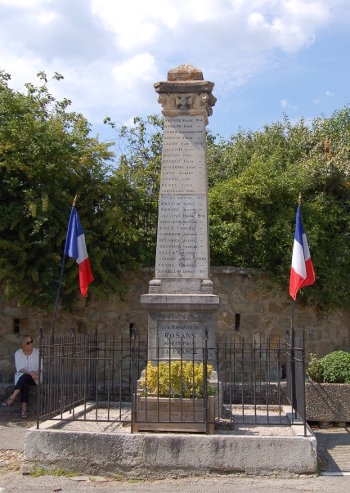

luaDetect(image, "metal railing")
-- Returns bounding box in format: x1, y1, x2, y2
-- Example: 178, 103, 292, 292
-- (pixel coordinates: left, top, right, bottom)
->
36, 329, 306, 434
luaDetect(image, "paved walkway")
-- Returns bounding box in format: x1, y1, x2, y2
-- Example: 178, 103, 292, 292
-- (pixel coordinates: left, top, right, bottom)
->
0, 402, 36, 451
314, 425, 350, 476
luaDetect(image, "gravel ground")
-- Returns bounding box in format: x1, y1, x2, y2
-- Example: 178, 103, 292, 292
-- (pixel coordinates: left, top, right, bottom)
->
56, 405, 295, 436
1, 464, 350, 493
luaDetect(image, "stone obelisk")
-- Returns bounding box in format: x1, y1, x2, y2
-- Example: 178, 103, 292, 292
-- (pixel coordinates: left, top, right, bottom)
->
141, 64, 219, 360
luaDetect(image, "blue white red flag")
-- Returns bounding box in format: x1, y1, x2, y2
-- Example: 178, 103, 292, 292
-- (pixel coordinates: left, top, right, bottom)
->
64, 207, 94, 297
289, 204, 315, 300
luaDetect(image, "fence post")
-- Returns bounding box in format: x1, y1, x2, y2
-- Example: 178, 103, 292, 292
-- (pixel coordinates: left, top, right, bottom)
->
216, 340, 220, 421
70, 328, 76, 418
204, 328, 208, 432
290, 328, 297, 420
302, 330, 307, 436
130, 324, 136, 433
92, 327, 98, 403
36, 324, 43, 429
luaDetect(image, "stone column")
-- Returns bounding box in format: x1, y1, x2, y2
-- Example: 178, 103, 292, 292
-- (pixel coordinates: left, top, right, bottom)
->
141, 64, 219, 361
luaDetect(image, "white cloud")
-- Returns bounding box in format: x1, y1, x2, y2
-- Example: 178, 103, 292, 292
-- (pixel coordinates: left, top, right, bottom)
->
92, 0, 220, 51
280, 99, 298, 110
91, 0, 331, 55
246, 0, 329, 53
312, 90, 335, 106
112, 53, 160, 88
36, 10, 57, 24
0, 0, 346, 135
0, 0, 48, 7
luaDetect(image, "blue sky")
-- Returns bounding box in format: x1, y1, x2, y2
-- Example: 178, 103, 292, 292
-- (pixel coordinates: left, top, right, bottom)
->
1, 0, 349, 144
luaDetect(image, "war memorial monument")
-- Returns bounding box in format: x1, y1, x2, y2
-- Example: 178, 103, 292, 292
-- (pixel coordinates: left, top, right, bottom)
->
141, 63, 219, 361
23, 65, 317, 478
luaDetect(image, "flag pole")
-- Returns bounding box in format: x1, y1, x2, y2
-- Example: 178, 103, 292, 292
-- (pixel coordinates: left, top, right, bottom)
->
290, 192, 301, 418
291, 192, 301, 335
51, 195, 77, 335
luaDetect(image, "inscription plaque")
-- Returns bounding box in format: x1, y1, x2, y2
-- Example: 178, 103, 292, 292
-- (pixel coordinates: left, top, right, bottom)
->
155, 194, 208, 278
160, 115, 206, 194
157, 320, 203, 360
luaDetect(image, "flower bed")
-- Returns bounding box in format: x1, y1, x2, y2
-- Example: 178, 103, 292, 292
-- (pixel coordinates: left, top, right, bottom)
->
134, 361, 216, 433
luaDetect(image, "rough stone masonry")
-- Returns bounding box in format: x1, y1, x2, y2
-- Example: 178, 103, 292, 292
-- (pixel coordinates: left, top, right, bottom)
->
141, 64, 219, 361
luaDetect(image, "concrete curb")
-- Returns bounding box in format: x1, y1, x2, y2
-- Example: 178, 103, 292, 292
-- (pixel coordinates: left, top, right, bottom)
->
25, 429, 316, 477
24, 405, 317, 478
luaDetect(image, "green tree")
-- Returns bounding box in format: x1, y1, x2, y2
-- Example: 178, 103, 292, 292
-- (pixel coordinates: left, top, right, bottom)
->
209, 112, 350, 310
105, 114, 163, 200
0, 71, 152, 310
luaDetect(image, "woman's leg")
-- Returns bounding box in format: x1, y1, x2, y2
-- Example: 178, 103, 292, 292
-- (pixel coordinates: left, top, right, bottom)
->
2, 389, 20, 406
14, 374, 36, 416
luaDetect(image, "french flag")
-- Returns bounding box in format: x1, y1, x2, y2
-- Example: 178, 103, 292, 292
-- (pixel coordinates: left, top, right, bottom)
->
64, 207, 94, 297
289, 204, 315, 300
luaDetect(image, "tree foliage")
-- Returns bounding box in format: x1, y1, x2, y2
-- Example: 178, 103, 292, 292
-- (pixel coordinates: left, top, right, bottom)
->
105, 114, 163, 201
0, 71, 154, 310
208, 112, 350, 310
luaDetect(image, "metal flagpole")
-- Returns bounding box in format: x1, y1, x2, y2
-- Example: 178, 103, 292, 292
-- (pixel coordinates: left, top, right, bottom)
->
290, 193, 301, 336
290, 192, 301, 418
290, 191, 301, 332
51, 195, 77, 335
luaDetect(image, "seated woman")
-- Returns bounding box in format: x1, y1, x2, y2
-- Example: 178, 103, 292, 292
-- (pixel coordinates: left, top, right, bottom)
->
2, 334, 39, 419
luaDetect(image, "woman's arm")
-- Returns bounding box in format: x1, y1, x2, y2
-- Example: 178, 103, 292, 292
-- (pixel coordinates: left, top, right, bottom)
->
14, 350, 25, 372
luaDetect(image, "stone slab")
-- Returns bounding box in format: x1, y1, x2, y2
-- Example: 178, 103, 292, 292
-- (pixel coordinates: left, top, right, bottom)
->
24, 412, 317, 477
140, 293, 219, 308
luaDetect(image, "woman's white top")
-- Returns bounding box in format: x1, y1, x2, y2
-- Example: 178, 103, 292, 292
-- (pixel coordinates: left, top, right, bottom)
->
14, 347, 39, 384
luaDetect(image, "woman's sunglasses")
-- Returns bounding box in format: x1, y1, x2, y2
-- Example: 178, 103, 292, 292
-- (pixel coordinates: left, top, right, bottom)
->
26, 340, 33, 345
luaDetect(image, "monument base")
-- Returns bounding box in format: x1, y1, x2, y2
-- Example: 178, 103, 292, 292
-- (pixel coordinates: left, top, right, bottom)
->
141, 292, 219, 362
140, 291, 222, 418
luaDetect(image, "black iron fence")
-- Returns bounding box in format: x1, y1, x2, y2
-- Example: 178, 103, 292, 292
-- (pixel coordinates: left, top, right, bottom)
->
36, 329, 306, 435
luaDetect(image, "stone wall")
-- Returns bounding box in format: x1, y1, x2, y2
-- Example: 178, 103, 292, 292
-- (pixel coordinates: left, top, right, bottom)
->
0, 267, 349, 383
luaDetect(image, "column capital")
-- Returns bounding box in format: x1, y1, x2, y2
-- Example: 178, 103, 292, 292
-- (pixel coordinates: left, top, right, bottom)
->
154, 64, 216, 124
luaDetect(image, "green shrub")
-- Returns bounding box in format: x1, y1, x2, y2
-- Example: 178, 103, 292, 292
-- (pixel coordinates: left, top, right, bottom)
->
307, 350, 350, 383
320, 351, 350, 383
306, 353, 324, 382
139, 361, 216, 398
